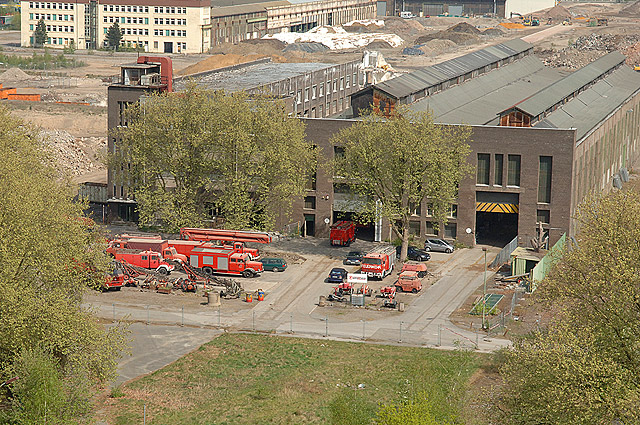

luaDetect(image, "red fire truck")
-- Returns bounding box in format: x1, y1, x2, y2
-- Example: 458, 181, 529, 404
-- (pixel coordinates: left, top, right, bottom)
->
361, 246, 396, 279
330, 221, 356, 246
187, 246, 263, 278
167, 240, 260, 260
108, 238, 188, 263
113, 250, 175, 275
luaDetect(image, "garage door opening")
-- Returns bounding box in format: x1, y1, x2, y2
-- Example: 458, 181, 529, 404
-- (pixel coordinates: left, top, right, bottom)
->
475, 192, 519, 246
333, 211, 375, 241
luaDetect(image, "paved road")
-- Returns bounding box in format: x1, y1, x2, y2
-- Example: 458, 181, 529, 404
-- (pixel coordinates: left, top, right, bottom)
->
89, 245, 510, 360
521, 24, 573, 44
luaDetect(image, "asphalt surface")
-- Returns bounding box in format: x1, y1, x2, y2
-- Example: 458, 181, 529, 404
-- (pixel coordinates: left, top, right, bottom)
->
88, 241, 510, 387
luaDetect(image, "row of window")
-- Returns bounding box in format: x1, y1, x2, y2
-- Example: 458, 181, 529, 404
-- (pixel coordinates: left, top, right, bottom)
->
29, 36, 72, 45
154, 18, 186, 25
32, 24, 74, 32
29, 13, 74, 21
29, 2, 74, 10
105, 16, 145, 24
103, 5, 149, 13
154, 6, 187, 14
105, 27, 149, 36
295, 75, 356, 104
477, 154, 553, 204
153, 29, 187, 37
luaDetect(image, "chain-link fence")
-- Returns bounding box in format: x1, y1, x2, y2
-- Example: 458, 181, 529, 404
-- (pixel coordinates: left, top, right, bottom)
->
93, 301, 509, 351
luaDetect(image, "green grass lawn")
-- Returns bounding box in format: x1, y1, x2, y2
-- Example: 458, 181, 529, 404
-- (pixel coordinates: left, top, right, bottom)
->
103, 334, 485, 424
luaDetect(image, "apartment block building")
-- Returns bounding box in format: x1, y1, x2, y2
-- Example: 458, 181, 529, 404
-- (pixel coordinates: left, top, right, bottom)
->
20, 0, 211, 53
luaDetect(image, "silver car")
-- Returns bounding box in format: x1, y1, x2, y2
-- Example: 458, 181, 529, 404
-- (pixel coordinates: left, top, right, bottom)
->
423, 238, 454, 253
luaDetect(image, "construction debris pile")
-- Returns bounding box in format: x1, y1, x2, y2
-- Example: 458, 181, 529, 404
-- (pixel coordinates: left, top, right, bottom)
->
39, 130, 106, 176
537, 33, 640, 69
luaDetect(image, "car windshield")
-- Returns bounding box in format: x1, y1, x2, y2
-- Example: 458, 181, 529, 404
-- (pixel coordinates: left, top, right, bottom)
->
363, 258, 382, 265
331, 268, 344, 274
347, 252, 361, 257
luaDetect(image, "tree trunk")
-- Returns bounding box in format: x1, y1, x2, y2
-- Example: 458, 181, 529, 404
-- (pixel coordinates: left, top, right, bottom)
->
400, 216, 410, 263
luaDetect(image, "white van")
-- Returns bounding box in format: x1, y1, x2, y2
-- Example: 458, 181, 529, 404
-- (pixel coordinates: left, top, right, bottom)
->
400, 11, 414, 19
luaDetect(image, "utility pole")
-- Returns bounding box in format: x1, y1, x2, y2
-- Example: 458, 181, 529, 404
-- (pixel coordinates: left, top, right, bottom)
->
482, 247, 487, 330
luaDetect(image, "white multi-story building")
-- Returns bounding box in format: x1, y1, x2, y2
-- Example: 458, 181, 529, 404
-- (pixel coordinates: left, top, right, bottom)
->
20, 0, 211, 53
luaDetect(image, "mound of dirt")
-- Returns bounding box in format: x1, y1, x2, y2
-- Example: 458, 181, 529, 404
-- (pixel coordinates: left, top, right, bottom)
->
177, 54, 269, 75
241, 38, 287, 50
283, 42, 329, 53
384, 16, 425, 34
447, 22, 481, 34
482, 27, 504, 37
538, 4, 572, 20
619, 0, 640, 17
0, 67, 30, 82
418, 39, 457, 55
366, 40, 394, 49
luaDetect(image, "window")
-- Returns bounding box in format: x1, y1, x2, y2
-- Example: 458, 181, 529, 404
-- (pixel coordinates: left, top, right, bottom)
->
306, 172, 317, 190
304, 196, 316, 209
409, 202, 420, 216
340, 77, 344, 90
333, 146, 345, 159
537, 209, 550, 224
312, 85, 317, 99
507, 154, 521, 186
319, 83, 324, 97
296, 90, 301, 104
426, 221, 436, 235
304, 88, 309, 102
538, 156, 552, 203
409, 220, 420, 236
447, 204, 457, 219
494, 154, 503, 185
426, 203, 434, 217
477, 153, 490, 185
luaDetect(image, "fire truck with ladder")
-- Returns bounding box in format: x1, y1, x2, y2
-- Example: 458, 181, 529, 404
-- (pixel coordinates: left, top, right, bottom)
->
360, 246, 396, 279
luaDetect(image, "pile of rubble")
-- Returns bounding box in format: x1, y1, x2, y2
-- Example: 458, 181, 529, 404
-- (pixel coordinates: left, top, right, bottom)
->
39, 129, 106, 177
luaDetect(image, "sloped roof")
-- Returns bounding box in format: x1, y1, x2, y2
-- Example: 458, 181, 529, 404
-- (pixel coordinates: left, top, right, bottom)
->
410, 56, 563, 125
211, 1, 287, 16
509, 51, 626, 118
373, 38, 532, 99
535, 65, 640, 141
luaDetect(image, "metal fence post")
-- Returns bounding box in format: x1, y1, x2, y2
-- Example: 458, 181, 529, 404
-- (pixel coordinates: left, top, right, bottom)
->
437, 324, 441, 347
399, 321, 403, 343
112, 303, 115, 322
181, 306, 184, 327
252, 311, 255, 331
290, 314, 293, 333
218, 306, 221, 326
325, 315, 328, 337
362, 320, 365, 340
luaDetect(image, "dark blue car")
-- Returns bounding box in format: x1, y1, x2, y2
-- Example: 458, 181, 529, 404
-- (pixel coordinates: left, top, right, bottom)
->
327, 267, 348, 283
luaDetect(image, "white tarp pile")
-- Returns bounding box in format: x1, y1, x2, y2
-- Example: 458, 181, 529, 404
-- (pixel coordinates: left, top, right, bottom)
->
361, 50, 397, 84
263, 25, 404, 50
343, 19, 385, 29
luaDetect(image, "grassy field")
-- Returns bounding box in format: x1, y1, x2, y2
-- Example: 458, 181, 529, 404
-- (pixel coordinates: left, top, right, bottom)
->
101, 333, 486, 424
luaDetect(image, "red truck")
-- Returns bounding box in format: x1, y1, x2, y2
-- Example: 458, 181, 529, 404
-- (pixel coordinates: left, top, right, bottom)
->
188, 246, 263, 277
330, 221, 356, 246
361, 246, 396, 279
179, 228, 272, 244
168, 240, 260, 260
108, 238, 188, 263
395, 271, 422, 293
113, 250, 175, 275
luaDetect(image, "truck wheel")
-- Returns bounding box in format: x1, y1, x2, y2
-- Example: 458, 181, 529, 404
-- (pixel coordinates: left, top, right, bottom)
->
202, 267, 213, 276
412, 288, 418, 294
158, 267, 168, 276
395, 286, 402, 293
242, 270, 252, 278
418, 272, 426, 278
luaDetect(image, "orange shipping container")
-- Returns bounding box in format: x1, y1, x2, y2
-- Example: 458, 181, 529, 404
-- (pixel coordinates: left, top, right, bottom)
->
0, 88, 17, 99
8, 94, 41, 101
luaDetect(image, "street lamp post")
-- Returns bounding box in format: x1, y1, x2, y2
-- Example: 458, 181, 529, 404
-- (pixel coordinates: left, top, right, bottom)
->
482, 247, 487, 330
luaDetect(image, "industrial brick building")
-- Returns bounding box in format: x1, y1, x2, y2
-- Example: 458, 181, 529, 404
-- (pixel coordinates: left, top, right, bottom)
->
297, 40, 640, 249
376, 0, 553, 19
106, 56, 366, 218
104, 38, 640, 251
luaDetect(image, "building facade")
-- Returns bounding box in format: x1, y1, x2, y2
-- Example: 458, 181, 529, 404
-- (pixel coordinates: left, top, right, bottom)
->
21, 0, 210, 53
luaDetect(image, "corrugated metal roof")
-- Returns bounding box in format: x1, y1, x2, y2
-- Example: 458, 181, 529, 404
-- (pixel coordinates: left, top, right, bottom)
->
373, 38, 532, 99
410, 56, 563, 125
534, 66, 640, 141
511, 51, 626, 117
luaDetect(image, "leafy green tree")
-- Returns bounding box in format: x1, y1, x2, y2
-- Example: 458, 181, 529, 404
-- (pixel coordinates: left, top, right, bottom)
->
494, 189, 640, 424
0, 106, 128, 422
331, 107, 472, 261
33, 18, 46, 47
110, 84, 316, 232
106, 22, 122, 50
376, 393, 454, 425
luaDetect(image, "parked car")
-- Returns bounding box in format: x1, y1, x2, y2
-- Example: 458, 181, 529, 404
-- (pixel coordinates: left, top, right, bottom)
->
328, 267, 348, 283
423, 238, 454, 253
396, 245, 431, 261
260, 257, 287, 272
344, 251, 364, 265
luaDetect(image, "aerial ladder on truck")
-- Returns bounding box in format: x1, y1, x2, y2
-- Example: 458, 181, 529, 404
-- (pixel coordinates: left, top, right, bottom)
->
179, 228, 272, 244
181, 262, 244, 298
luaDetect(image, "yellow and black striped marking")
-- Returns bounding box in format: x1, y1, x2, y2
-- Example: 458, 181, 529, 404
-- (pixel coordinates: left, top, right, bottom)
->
475, 202, 519, 213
